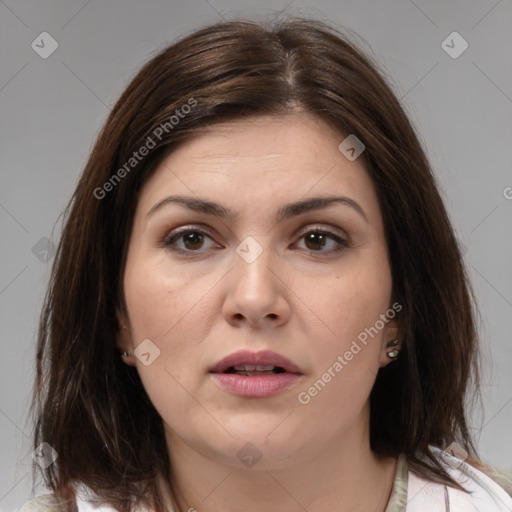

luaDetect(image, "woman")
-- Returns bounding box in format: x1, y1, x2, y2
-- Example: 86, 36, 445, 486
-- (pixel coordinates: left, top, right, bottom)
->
21, 18, 512, 512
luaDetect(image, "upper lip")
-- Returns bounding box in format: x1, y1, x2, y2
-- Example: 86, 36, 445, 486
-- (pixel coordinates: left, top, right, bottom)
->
209, 350, 302, 374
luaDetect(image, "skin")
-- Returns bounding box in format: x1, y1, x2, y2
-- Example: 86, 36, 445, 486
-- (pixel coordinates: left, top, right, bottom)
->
117, 113, 402, 512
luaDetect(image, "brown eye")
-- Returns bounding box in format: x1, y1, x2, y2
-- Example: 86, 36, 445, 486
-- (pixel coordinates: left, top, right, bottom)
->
304, 232, 328, 251
163, 229, 218, 253
296, 229, 348, 254
182, 232, 205, 250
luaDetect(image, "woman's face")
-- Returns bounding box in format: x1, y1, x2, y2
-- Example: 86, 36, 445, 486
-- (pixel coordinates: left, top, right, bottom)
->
119, 113, 400, 469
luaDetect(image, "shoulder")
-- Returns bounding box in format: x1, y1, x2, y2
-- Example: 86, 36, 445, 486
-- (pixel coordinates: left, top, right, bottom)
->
406, 446, 512, 511
19, 489, 120, 512
19, 494, 62, 512
19, 483, 172, 512
477, 463, 512, 497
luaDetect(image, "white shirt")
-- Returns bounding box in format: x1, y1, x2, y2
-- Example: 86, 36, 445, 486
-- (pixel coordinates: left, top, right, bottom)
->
404, 446, 512, 512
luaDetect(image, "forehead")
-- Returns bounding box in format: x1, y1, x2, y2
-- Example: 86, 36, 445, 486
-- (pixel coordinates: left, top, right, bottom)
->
136, 113, 380, 221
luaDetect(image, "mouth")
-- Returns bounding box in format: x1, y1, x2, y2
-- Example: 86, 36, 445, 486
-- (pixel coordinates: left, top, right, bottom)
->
209, 350, 303, 398
222, 364, 287, 376
209, 349, 302, 375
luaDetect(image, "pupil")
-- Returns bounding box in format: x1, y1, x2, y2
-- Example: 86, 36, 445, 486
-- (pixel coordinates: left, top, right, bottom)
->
305, 232, 325, 251
184, 232, 203, 250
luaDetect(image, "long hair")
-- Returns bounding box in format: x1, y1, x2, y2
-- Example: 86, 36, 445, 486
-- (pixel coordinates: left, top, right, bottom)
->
29, 18, 481, 511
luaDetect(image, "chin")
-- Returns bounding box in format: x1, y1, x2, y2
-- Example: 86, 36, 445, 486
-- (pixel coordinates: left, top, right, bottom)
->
213, 418, 306, 466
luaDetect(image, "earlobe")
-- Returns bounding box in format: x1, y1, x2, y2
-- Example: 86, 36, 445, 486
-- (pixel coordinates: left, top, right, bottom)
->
380, 304, 403, 366
115, 312, 135, 365
120, 350, 135, 365
119, 345, 136, 366
386, 339, 400, 359
380, 338, 402, 367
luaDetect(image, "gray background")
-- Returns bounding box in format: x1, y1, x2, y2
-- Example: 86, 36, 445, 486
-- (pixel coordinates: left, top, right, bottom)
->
1, 0, 511, 510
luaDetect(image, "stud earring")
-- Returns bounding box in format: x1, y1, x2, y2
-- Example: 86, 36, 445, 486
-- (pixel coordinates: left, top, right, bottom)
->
122, 351, 132, 357
386, 339, 400, 359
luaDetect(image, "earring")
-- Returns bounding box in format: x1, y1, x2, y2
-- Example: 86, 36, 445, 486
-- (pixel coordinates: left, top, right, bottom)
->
122, 351, 131, 357
386, 339, 400, 359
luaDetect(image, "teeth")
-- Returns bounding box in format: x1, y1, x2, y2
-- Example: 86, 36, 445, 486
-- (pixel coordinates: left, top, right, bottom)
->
232, 364, 276, 371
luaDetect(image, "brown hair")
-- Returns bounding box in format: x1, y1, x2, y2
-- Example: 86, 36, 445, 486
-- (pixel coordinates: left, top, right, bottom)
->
29, 17, 481, 511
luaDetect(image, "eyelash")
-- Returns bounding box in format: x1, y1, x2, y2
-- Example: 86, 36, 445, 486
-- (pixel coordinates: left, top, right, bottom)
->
160, 225, 350, 256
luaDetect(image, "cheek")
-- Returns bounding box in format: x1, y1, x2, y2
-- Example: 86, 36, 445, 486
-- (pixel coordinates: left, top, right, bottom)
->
124, 255, 213, 341
294, 277, 389, 426
304, 257, 391, 344
123, 256, 213, 422
293, 255, 392, 413
123, 253, 224, 406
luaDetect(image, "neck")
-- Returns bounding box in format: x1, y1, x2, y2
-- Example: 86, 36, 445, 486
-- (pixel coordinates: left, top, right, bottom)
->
159, 417, 397, 512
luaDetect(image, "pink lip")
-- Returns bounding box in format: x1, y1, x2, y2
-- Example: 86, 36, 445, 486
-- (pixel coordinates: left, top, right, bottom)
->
211, 372, 301, 398
209, 349, 303, 398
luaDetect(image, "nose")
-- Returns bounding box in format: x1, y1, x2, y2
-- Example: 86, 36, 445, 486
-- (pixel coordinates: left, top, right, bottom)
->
222, 242, 291, 329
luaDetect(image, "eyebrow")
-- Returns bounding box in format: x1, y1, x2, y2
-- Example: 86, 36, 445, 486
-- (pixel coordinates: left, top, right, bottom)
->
146, 194, 369, 223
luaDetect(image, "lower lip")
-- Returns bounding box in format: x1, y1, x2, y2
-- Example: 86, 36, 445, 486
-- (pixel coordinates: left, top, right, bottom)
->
210, 372, 302, 398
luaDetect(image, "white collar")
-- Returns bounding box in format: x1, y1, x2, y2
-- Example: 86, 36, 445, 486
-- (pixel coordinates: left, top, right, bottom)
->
406, 446, 512, 511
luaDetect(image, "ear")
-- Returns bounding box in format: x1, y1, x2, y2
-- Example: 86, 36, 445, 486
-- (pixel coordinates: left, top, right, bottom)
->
378, 314, 403, 368
116, 311, 136, 367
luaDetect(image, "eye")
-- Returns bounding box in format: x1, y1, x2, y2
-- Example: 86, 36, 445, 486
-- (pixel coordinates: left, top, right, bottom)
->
294, 228, 349, 254
162, 228, 219, 253
161, 226, 349, 256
